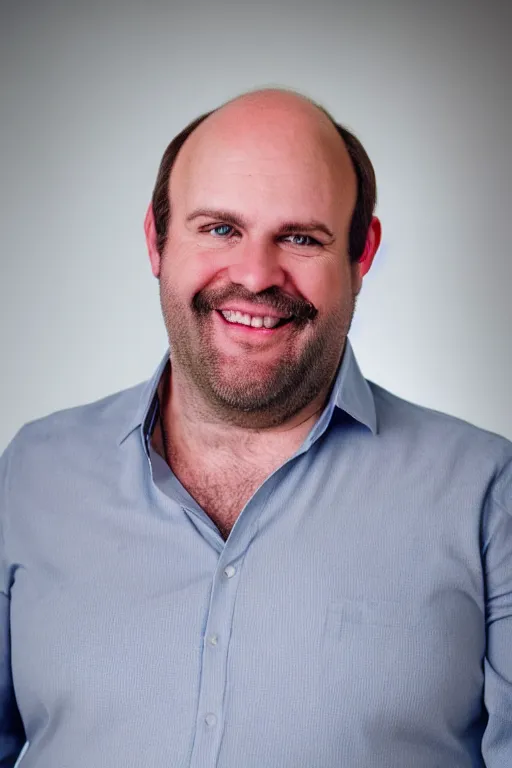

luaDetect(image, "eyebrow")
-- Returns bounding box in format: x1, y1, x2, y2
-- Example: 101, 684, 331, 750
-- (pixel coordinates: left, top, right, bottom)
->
185, 208, 335, 240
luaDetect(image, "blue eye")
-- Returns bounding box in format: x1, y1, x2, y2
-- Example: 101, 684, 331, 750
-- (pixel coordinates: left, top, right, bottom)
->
204, 226, 320, 247
209, 224, 233, 237
285, 234, 319, 247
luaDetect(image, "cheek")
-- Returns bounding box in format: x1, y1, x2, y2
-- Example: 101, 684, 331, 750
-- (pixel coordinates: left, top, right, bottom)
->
160, 243, 220, 300
295, 261, 347, 311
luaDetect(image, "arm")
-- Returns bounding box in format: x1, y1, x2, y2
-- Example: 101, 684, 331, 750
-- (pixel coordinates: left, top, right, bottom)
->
1, 443, 27, 766
1, 593, 26, 767
481, 457, 512, 767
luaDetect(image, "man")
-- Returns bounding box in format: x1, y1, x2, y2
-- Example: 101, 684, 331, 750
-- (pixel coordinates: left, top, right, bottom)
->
1, 88, 511, 767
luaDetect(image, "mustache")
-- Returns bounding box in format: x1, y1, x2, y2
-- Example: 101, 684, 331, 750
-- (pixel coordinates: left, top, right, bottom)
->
192, 285, 318, 322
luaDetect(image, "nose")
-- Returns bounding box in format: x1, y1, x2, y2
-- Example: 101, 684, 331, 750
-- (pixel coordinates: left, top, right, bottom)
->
226, 240, 287, 294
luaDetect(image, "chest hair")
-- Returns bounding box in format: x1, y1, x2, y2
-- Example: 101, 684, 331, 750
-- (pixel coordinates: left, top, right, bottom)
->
174, 457, 279, 540
153, 414, 289, 540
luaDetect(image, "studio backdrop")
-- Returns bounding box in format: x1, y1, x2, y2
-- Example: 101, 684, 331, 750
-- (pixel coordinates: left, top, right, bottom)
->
1, 0, 511, 449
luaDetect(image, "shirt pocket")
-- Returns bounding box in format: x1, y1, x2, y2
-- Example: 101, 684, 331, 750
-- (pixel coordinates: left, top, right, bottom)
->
320, 596, 482, 733
324, 597, 443, 637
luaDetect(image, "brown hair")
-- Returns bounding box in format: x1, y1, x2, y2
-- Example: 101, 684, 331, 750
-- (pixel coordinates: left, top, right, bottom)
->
151, 99, 377, 263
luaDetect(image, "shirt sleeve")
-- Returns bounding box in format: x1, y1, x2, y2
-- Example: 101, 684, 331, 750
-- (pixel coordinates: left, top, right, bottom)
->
481, 456, 512, 766
0, 440, 27, 765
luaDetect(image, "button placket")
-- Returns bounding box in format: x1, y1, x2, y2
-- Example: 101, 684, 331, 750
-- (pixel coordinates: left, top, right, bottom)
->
189, 557, 242, 767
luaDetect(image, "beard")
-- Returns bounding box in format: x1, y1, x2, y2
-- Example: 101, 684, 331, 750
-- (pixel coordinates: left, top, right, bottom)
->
159, 281, 357, 429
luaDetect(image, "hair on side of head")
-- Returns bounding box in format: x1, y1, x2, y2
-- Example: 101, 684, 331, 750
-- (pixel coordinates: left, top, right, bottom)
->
151, 94, 376, 262
151, 111, 214, 255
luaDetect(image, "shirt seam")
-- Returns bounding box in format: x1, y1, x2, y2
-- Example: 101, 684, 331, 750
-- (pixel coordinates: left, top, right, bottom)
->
489, 456, 512, 519
1, 433, 18, 598
482, 459, 512, 557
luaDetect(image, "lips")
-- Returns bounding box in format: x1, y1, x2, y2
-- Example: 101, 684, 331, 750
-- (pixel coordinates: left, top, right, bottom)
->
217, 305, 292, 321
215, 310, 294, 333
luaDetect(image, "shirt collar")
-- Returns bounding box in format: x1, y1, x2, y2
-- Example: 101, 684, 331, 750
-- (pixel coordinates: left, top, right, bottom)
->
117, 336, 377, 446
117, 352, 170, 446
330, 336, 377, 434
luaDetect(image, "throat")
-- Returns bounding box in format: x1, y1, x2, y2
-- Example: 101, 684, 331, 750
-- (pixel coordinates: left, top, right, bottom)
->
153, 412, 287, 535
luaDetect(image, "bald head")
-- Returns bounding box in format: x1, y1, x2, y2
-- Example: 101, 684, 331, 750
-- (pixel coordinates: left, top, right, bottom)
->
151, 87, 377, 263
188, 87, 353, 166
172, 88, 355, 218
167, 89, 357, 251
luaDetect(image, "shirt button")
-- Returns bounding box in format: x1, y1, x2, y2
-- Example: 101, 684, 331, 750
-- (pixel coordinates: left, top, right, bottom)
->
224, 565, 236, 578
205, 713, 217, 727
207, 634, 219, 646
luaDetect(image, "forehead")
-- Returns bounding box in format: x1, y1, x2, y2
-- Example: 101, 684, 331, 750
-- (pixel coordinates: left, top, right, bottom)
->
169, 105, 356, 222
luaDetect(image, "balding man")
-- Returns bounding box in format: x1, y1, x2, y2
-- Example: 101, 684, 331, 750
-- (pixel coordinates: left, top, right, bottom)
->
1, 88, 511, 768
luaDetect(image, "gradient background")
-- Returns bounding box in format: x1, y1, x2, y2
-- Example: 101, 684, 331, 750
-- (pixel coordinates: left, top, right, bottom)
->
1, 0, 511, 452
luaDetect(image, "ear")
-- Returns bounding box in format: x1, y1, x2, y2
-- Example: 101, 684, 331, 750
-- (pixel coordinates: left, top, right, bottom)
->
144, 203, 161, 278
352, 216, 382, 295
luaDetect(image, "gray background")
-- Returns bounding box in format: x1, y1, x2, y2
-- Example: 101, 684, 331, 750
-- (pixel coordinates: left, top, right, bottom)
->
2, 0, 511, 451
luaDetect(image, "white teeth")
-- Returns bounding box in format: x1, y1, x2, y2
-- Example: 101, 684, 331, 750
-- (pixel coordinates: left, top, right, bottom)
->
220, 310, 284, 329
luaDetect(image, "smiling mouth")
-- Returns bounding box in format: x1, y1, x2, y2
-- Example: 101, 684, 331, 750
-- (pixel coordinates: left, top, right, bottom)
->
216, 310, 295, 331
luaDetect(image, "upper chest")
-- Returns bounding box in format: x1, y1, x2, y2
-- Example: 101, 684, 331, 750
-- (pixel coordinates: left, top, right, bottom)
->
171, 455, 283, 537
153, 420, 293, 532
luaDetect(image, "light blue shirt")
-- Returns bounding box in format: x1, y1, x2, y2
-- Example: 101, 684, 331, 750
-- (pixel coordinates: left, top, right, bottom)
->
1, 338, 511, 767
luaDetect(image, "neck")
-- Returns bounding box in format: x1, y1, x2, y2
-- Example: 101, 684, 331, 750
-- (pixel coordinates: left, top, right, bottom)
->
154, 361, 331, 466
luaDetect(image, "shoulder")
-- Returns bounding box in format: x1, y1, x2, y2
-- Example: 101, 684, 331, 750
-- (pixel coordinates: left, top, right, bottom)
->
370, 379, 511, 450
2, 380, 147, 471
367, 380, 512, 483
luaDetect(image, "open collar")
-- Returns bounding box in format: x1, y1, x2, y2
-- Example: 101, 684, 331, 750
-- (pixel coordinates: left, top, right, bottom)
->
117, 336, 377, 446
